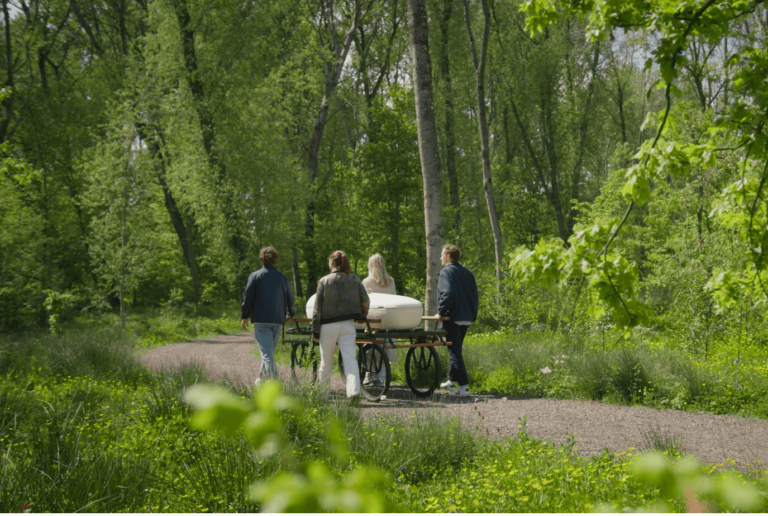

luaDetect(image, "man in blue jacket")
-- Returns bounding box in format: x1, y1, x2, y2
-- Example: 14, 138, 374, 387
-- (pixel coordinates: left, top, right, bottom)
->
437, 244, 479, 397
241, 246, 296, 387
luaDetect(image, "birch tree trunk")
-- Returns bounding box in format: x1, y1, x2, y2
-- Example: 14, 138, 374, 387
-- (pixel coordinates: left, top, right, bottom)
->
464, 0, 503, 281
408, 0, 444, 326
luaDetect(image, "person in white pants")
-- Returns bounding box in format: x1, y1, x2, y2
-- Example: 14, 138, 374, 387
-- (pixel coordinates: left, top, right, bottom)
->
318, 320, 360, 397
312, 250, 370, 399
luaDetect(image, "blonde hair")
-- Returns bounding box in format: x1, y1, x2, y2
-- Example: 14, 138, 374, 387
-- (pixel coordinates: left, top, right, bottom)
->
367, 254, 393, 287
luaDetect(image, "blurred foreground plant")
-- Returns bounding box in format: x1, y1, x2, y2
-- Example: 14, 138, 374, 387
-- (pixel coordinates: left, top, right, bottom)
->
610, 451, 768, 512
184, 382, 397, 512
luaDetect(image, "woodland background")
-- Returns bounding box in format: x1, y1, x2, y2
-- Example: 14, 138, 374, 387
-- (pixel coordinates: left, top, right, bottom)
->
1, 0, 767, 360
4, 0, 768, 511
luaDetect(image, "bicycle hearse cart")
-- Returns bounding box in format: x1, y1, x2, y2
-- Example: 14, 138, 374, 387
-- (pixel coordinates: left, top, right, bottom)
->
282, 315, 452, 402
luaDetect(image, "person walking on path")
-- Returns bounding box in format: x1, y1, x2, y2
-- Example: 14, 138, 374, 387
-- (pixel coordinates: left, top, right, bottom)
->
241, 246, 296, 387
362, 253, 397, 387
436, 244, 479, 397
313, 250, 370, 400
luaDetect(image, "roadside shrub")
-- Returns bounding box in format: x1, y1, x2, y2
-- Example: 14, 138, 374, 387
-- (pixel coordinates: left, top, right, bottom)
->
570, 351, 612, 400
609, 348, 654, 402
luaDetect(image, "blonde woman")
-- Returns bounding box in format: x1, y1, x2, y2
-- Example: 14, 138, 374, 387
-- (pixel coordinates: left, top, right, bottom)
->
362, 253, 397, 386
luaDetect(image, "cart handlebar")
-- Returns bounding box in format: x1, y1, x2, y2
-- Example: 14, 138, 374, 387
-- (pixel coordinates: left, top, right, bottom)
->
421, 316, 450, 322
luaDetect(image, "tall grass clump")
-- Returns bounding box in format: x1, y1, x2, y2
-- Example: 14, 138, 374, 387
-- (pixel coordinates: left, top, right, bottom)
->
465, 330, 768, 417
0, 328, 147, 384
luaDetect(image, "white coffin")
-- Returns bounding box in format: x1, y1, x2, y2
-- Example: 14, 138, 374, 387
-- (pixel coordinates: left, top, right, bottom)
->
306, 292, 423, 330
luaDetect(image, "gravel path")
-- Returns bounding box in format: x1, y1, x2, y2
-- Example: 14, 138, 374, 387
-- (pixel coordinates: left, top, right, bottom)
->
139, 332, 768, 468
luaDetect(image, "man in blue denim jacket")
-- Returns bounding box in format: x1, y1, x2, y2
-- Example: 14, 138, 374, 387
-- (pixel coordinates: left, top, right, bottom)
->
241, 246, 296, 387
436, 244, 479, 397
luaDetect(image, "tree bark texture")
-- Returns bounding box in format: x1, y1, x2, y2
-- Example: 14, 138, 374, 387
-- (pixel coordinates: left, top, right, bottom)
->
464, 0, 503, 280
439, 0, 461, 241
408, 0, 444, 325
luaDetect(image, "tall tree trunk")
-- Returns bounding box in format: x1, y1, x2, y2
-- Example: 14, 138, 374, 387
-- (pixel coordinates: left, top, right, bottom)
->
70, 0, 103, 54
134, 0, 201, 303
291, 243, 303, 301
393, 198, 401, 294
723, 35, 729, 107
617, 82, 627, 144
408, 0, 444, 326
0, 0, 13, 142
172, 0, 247, 290
463, 0, 503, 280
303, 0, 364, 298
142, 124, 202, 304
156, 163, 201, 304
118, 0, 128, 56
439, 0, 460, 241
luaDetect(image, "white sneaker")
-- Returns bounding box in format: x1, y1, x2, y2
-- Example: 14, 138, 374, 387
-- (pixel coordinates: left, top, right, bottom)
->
254, 378, 262, 389
440, 379, 456, 390
363, 372, 374, 386
446, 385, 470, 397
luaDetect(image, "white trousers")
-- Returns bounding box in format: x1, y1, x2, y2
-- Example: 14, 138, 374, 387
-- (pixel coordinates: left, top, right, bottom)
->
318, 320, 361, 398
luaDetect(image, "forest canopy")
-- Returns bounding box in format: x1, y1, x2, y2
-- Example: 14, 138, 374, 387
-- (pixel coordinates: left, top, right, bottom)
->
1, 0, 767, 356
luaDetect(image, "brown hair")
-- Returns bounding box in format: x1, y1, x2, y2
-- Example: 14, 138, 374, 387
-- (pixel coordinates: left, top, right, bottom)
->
328, 250, 350, 274
442, 244, 460, 261
259, 246, 278, 266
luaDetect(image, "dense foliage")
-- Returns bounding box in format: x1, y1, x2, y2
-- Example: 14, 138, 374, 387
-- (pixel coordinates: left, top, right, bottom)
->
0, 0, 765, 365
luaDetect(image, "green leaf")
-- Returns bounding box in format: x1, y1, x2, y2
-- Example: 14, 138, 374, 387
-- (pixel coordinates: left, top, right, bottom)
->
717, 474, 764, 511
184, 384, 251, 436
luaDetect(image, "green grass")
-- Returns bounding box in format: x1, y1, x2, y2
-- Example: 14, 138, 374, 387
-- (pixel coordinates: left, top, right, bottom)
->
1, 327, 766, 512
71, 302, 244, 348
462, 330, 768, 419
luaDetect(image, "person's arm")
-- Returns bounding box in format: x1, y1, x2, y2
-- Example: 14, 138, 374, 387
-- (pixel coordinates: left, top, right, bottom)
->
241, 273, 256, 330
312, 279, 324, 335
358, 278, 370, 318
437, 269, 454, 317
285, 277, 296, 319
469, 271, 480, 321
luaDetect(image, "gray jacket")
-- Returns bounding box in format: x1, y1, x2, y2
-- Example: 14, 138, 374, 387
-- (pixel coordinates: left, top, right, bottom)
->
312, 269, 370, 332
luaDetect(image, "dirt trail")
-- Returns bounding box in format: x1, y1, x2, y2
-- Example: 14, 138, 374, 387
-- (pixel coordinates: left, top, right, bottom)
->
140, 332, 768, 468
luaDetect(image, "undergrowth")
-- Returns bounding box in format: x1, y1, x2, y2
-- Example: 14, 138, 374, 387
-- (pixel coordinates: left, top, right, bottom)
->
3, 327, 766, 512
464, 330, 768, 419
72, 301, 243, 348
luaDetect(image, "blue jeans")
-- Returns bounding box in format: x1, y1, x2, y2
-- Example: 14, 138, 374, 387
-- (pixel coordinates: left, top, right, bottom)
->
255, 324, 281, 381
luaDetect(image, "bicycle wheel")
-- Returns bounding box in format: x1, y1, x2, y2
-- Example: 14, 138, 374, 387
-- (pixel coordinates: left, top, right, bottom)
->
359, 344, 390, 401
405, 346, 441, 397
338, 345, 390, 401
291, 341, 316, 382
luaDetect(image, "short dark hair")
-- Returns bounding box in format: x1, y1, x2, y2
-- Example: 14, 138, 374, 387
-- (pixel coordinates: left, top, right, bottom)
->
328, 250, 350, 274
442, 244, 460, 261
259, 246, 278, 266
